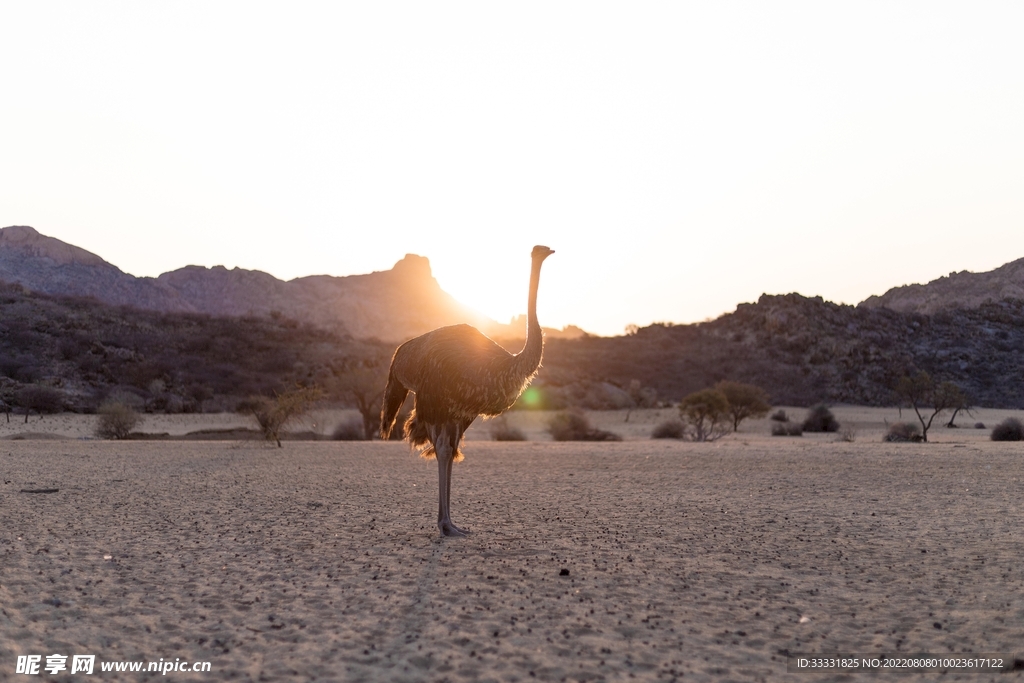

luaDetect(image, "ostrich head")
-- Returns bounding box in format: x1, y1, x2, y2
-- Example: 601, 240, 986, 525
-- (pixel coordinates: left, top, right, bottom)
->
532, 245, 555, 262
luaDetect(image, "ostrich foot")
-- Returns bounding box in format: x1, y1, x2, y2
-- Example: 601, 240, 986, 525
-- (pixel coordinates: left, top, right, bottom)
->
439, 520, 469, 537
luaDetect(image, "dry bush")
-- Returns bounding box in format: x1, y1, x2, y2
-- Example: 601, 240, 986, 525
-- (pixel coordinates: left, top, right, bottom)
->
332, 418, 367, 441
991, 418, 1024, 442
547, 410, 621, 442
771, 421, 803, 436
238, 385, 323, 447
490, 416, 526, 441
803, 405, 840, 433
95, 402, 142, 439
974, 422, 986, 429
770, 409, 788, 422
884, 422, 921, 442
651, 419, 686, 439
837, 426, 857, 442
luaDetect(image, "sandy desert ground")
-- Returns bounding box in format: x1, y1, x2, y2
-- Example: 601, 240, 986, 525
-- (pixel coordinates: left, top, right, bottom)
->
2, 408, 1024, 682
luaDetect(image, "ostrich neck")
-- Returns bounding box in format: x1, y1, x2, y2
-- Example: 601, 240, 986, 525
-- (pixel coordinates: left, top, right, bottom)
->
512, 259, 544, 378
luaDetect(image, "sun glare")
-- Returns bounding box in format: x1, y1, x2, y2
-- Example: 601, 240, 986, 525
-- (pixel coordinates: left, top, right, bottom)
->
429, 246, 539, 328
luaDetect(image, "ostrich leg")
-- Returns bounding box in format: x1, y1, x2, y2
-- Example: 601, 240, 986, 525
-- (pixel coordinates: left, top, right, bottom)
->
433, 423, 467, 537
444, 450, 469, 536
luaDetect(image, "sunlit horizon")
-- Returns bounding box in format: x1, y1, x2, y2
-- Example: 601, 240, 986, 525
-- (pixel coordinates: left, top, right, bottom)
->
3, 3, 1023, 337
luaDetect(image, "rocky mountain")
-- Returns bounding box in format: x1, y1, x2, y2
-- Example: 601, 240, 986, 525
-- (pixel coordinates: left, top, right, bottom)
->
0, 225, 192, 312
0, 225, 579, 343
538, 293, 1024, 409
859, 258, 1024, 314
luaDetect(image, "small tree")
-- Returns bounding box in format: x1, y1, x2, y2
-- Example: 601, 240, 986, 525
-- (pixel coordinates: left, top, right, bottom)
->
714, 381, 771, 431
894, 372, 965, 443
95, 401, 143, 439
624, 379, 658, 422
13, 385, 65, 423
239, 385, 323, 447
329, 353, 390, 440
945, 392, 974, 428
678, 388, 730, 442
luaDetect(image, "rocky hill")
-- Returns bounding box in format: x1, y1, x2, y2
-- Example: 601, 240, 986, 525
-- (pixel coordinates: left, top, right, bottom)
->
0, 225, 192, 312
0, 280, 383, 413
0, 225, 581, 343
538, 293, 1024, 409
859, 258, 1024, 314
2, 283, 1023, 413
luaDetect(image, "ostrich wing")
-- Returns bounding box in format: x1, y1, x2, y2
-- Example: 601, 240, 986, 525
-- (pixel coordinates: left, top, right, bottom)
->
393, 324, 528, 418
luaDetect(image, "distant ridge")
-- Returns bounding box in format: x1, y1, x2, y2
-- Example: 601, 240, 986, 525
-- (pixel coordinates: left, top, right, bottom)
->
860, 258, 1024, 314
0, 225, 191, 312
0, 226, 584, 342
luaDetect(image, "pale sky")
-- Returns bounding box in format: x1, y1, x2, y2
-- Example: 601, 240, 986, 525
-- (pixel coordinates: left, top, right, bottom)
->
2, 2, 1022, 336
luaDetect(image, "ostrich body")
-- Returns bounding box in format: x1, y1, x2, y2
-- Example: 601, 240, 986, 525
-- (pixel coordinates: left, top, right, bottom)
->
380, 245, 554, 536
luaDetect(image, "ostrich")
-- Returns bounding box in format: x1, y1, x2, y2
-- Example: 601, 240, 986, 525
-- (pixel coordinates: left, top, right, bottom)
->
380, 245, 555, 536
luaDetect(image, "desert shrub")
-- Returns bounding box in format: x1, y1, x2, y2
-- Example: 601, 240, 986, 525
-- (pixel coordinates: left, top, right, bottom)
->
771, 421, 803, 436
651, 419, 686, 439
884, 422, 921, 442
837, 426, 857, 442
547, 410, 621, 442
490, 416, 527, 441
332, 418, 367, 441
95, 402, 142, 439
715, 380, 771, 431
991, 418, 1024, 442
803, 405, 840, 433
770, 409, 788, 422
974, 422, 986, 429
678, 388, 730, 442
238, 385, 323, 447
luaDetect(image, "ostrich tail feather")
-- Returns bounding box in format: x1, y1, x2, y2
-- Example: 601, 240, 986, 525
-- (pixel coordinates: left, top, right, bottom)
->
379, 366, 409, 439
404, 410, 464, 462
